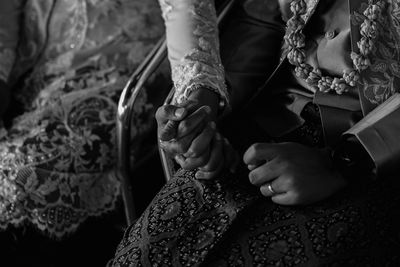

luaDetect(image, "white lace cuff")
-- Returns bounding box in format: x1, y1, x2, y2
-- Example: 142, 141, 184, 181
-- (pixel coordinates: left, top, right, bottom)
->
159, 0, 229, 108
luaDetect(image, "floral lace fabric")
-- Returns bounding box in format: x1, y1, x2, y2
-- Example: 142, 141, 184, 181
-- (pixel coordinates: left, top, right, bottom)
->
159, 0, 229, 106
0, 0, 164, 238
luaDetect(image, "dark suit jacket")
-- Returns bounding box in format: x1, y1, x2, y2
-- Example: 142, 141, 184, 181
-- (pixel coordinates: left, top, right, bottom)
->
220, 0, 400, 176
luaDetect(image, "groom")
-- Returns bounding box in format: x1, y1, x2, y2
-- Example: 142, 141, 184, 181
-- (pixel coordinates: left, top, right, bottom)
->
157, 0, 400, 204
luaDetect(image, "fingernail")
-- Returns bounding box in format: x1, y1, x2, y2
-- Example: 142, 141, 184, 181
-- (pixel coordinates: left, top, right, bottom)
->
224, 138, 230, 145
175, 155, 184, 163
216, 132, 222, 141
175, 108, 185, 118
210, 121, 216, 129
248, 164, 256, 170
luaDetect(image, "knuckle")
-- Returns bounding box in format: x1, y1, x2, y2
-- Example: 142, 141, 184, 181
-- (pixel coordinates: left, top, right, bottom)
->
178, 121, 190, 132
185, 149, 197, 158
277, 158, 290, 170
156, 105, 168, 119
251, 143, 263, 154
191, 151, 200, 158
185, 149, 194, 157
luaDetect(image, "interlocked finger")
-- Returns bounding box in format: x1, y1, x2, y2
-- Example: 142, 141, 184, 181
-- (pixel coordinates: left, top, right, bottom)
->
176, 105, 212, 139
183, 121, 216, 158
196, 133, 224, 179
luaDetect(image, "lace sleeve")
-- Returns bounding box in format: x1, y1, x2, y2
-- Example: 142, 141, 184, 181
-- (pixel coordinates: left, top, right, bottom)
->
0, 1, 23, 83
159, 0, 229, 107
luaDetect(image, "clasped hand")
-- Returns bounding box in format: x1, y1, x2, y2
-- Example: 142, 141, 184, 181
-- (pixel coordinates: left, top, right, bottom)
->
156, 89, 238, 179
156, 89, 346, 205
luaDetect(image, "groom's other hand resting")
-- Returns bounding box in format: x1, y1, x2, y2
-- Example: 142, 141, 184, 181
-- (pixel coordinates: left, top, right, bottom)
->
243, 142, 347, 205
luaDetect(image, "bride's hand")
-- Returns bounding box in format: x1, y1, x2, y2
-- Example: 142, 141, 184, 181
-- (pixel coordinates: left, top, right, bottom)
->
156, 87, 220, 167
194, 133, 239, 179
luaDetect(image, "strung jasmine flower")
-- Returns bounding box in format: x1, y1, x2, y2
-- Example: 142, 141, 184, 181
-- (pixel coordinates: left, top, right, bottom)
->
360, 20, 377, 39
295, 64, 312, 79
305, 68, 321, 84
343, 70, 359, 87
290, 0, 306, 14
318, 76, 334, 92
287, 17, 305, 32
330, 78, 348, 94
284, 0, 383, 95
358, 37, 374, 55
351, 52, 371, 71
288, 49, 306, 65
364, 2, 385, 20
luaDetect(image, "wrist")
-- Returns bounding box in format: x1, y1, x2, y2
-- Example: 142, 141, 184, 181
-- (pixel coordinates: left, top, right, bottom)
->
331, 137, 375, 182
186, 85, 221, 119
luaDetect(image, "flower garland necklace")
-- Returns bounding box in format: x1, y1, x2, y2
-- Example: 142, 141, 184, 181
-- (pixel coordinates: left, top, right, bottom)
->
285, 0, 384, 94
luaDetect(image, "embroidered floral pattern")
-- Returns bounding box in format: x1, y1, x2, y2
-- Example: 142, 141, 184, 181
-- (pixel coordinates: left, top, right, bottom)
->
352, 0, 400, 105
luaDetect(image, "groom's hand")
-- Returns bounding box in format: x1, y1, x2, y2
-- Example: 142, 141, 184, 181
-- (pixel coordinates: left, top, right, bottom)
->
243, 142, 347, 205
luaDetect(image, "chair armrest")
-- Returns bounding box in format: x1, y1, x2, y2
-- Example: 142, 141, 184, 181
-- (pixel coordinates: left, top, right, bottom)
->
116, 38, 167, 225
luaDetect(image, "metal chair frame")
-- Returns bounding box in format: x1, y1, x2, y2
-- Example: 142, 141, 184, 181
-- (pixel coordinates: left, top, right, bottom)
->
116, 0, 236, 226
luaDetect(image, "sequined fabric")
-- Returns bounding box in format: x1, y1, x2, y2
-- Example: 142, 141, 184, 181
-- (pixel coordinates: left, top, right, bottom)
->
0, 0, 164, 238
